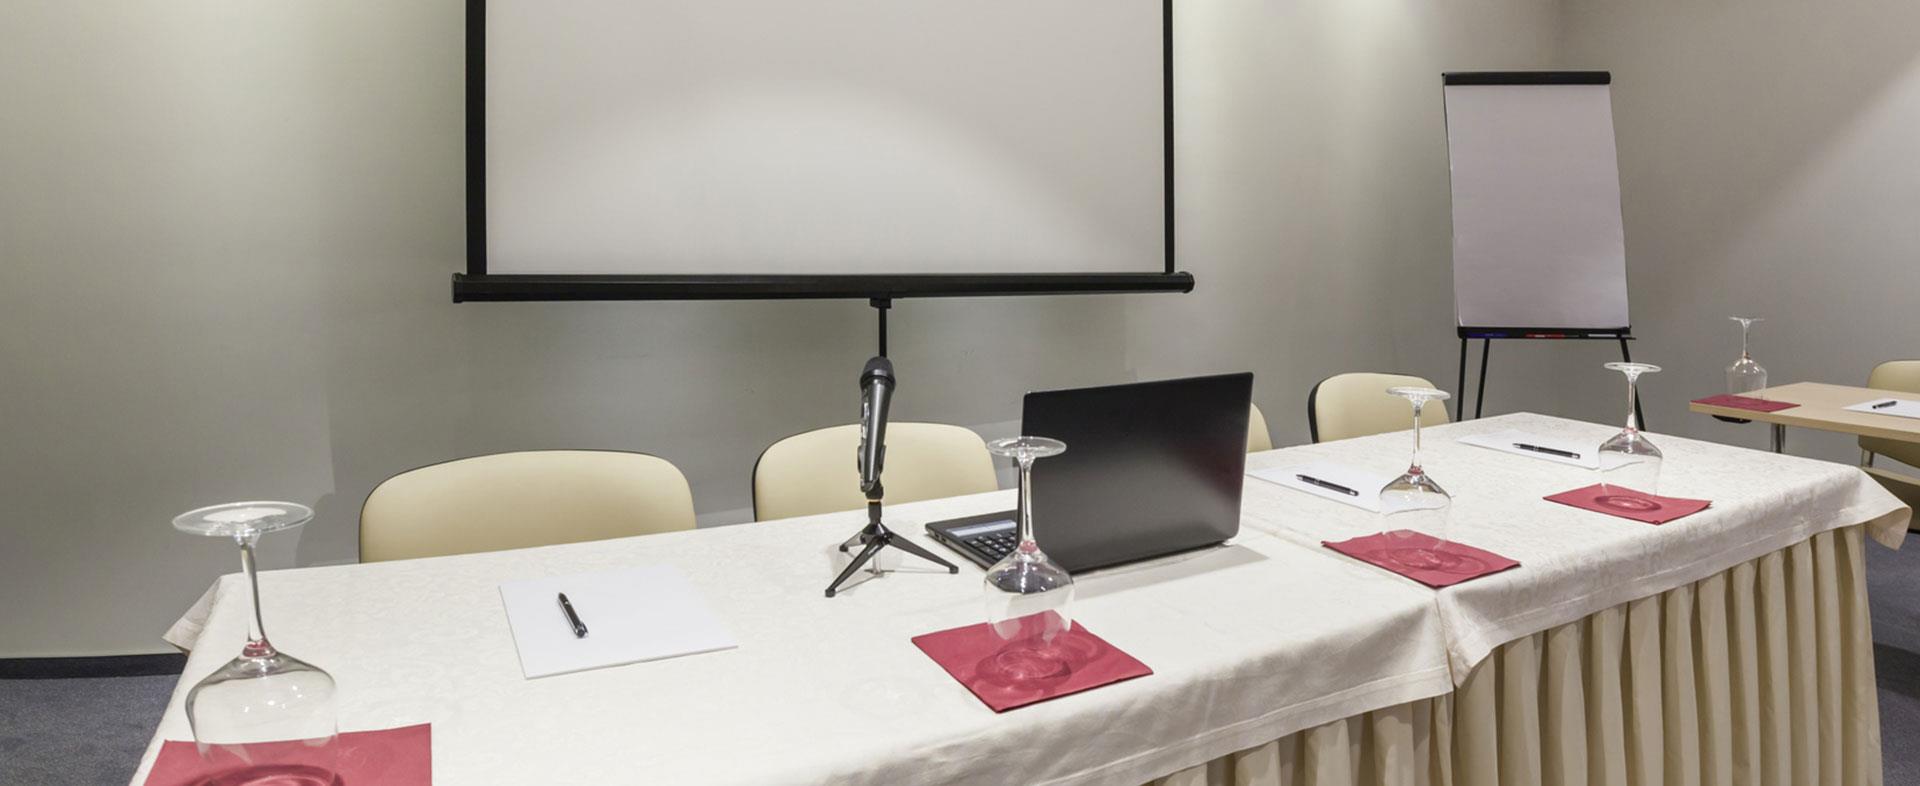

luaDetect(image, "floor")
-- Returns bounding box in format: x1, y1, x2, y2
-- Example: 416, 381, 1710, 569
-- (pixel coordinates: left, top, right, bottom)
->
5, 541, 1920, 786
0, 673, 176, 785
1872, 539, 1920, 786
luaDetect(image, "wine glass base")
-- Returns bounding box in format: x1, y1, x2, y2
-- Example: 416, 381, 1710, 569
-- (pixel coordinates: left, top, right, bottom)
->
1379, 547, 1485, 575
981, 646, 1072, 683
192, 764, 340, 786
975, 632, 1104, 689
1594, 494, 1662, 512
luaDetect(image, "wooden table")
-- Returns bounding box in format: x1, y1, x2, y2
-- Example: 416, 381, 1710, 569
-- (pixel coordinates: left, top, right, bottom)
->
1688, 381, 1920, 453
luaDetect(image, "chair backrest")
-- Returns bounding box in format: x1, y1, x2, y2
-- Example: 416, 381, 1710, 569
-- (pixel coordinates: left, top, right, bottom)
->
1309, 373, 1451, 443
1247, 403, 1274, 452
360, 450, 696, 562
1862, 360, 1920, 468
754, 422, 999, 521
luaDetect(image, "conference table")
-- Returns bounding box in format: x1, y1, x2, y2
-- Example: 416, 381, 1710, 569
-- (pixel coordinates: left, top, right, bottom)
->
134, 414, 1910, 786
1689, 381, 1920, 453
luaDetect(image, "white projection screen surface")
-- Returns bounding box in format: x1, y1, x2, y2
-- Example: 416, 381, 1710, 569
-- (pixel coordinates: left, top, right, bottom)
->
1444, 77, 1631, 333
468, 0, 1176, 299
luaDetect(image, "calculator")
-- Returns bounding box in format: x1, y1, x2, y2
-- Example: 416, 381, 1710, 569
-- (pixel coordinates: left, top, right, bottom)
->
923, 511, 1021, 569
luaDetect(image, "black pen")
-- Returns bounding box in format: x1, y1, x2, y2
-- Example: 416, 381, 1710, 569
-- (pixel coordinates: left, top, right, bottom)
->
1514, 442, 1581, 460
558, 592, 588, 638
1872, 400, 1899, 410
1296, 474, 1360, 497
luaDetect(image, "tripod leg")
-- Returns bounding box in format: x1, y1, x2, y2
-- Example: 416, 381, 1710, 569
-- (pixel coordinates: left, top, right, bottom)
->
826, 538, 888, 598
837, 530, 865, 554
882, 532, 960, 574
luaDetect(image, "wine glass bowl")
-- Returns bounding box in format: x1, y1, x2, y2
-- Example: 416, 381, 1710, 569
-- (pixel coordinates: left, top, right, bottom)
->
1726, 316, 1768, 395
1598, 363, 1664, 494
174, 501, 340, 786
1378, 387, 1464, 571
981, 437, 1076, 683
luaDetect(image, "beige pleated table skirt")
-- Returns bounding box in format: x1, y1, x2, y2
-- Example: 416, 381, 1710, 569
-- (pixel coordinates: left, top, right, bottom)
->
1150, 524, 1884, 786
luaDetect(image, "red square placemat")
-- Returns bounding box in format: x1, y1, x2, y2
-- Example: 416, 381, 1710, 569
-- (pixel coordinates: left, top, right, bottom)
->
1545, 483, 1711, 525
144, 723, 431, 786
1322, 530, 1520, 588
1692, 394, 1798, 413
912, 616, 1151, 713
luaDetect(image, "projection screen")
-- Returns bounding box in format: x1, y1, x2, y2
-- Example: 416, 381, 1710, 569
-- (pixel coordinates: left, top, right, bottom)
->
455, 0, 1189, 301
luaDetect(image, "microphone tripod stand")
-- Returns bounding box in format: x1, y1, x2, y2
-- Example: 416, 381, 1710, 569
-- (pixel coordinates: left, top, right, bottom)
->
824, 481, 960, 598
824, 298, 960, 598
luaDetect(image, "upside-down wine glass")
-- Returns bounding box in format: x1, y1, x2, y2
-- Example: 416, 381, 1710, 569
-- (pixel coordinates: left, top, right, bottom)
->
1726, 317, 1768, 395
174, 501, 340, 786
980, 436, 1076, 683
1377, 387, 1464, 571
1598, 362, 1664, 496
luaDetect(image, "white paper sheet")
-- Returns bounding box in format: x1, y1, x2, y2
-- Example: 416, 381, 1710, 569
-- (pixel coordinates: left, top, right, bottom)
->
1843, 397, 1920, 420
1248, 461, 1396, 513
1445, 82, 1630, 331
1456, 429, 1601, 469
500, 565, 736, 679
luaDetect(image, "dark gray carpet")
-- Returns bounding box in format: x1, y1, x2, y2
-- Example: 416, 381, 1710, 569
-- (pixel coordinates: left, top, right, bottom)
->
1869, 540, 1920, 786
3, 543, 1917, 785
0, 673, 176, 785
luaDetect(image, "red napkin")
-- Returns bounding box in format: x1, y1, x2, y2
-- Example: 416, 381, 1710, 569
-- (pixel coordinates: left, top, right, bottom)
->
144, 723, 431, 786
912, 615, 1151, 712
1545, 483, 1711, 525
1322, 531, 1520, 588
1692, 393, 1798, 413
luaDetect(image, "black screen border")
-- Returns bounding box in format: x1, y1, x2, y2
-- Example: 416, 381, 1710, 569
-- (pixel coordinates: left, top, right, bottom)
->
455, 0, 1190, 302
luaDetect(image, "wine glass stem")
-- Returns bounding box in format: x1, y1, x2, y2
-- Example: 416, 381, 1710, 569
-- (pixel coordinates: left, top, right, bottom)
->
237, 533, 274, 657
1624, 376, 1640, 432
1409, 401, 1425, 472
1016, 457, 1036, 545
1741, 323, 1751, 360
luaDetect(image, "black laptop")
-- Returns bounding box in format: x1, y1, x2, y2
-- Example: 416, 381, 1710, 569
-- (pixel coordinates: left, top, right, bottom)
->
926, 372, 1253, 573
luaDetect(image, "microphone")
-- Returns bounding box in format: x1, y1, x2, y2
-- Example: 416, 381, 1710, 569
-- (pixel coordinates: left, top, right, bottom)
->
857, 356, 895, 496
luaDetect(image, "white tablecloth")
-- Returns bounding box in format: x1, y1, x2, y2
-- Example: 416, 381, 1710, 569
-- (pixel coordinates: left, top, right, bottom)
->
138, 413, 1910, 785
1243, 413, 1910, 681
139, 490, 1454, 786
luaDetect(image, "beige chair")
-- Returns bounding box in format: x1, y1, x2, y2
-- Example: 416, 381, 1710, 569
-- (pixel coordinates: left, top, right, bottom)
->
1860, 361, 1920, 513
1247, 403, 1274, 452
1309, 372, 1451, 443
360, 450, 696, 562
754, 423, 999, 521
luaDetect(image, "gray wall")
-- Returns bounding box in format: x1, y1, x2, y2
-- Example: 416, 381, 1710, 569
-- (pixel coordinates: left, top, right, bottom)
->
1539, 0, 1920, 465
5, 0, 1566, 657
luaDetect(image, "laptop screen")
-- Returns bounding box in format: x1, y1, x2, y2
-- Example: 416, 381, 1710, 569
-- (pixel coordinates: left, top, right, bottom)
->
1020, 373, 1252, 572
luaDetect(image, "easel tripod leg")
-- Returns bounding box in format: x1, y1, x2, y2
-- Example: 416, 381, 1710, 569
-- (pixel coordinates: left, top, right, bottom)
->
1456, 339, 1469, 421
1475, 339, 1491, 419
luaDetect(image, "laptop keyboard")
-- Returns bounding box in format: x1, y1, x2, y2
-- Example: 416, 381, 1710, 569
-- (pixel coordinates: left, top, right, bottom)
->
964, 529, 1020, 562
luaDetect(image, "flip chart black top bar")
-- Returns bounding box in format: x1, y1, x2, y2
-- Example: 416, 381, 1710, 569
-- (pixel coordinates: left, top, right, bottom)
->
1457, 326, 1632, 340
1443, 71, 1611, 86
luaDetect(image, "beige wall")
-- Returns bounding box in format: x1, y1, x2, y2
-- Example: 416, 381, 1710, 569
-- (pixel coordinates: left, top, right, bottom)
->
2, 0, 1561, 656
